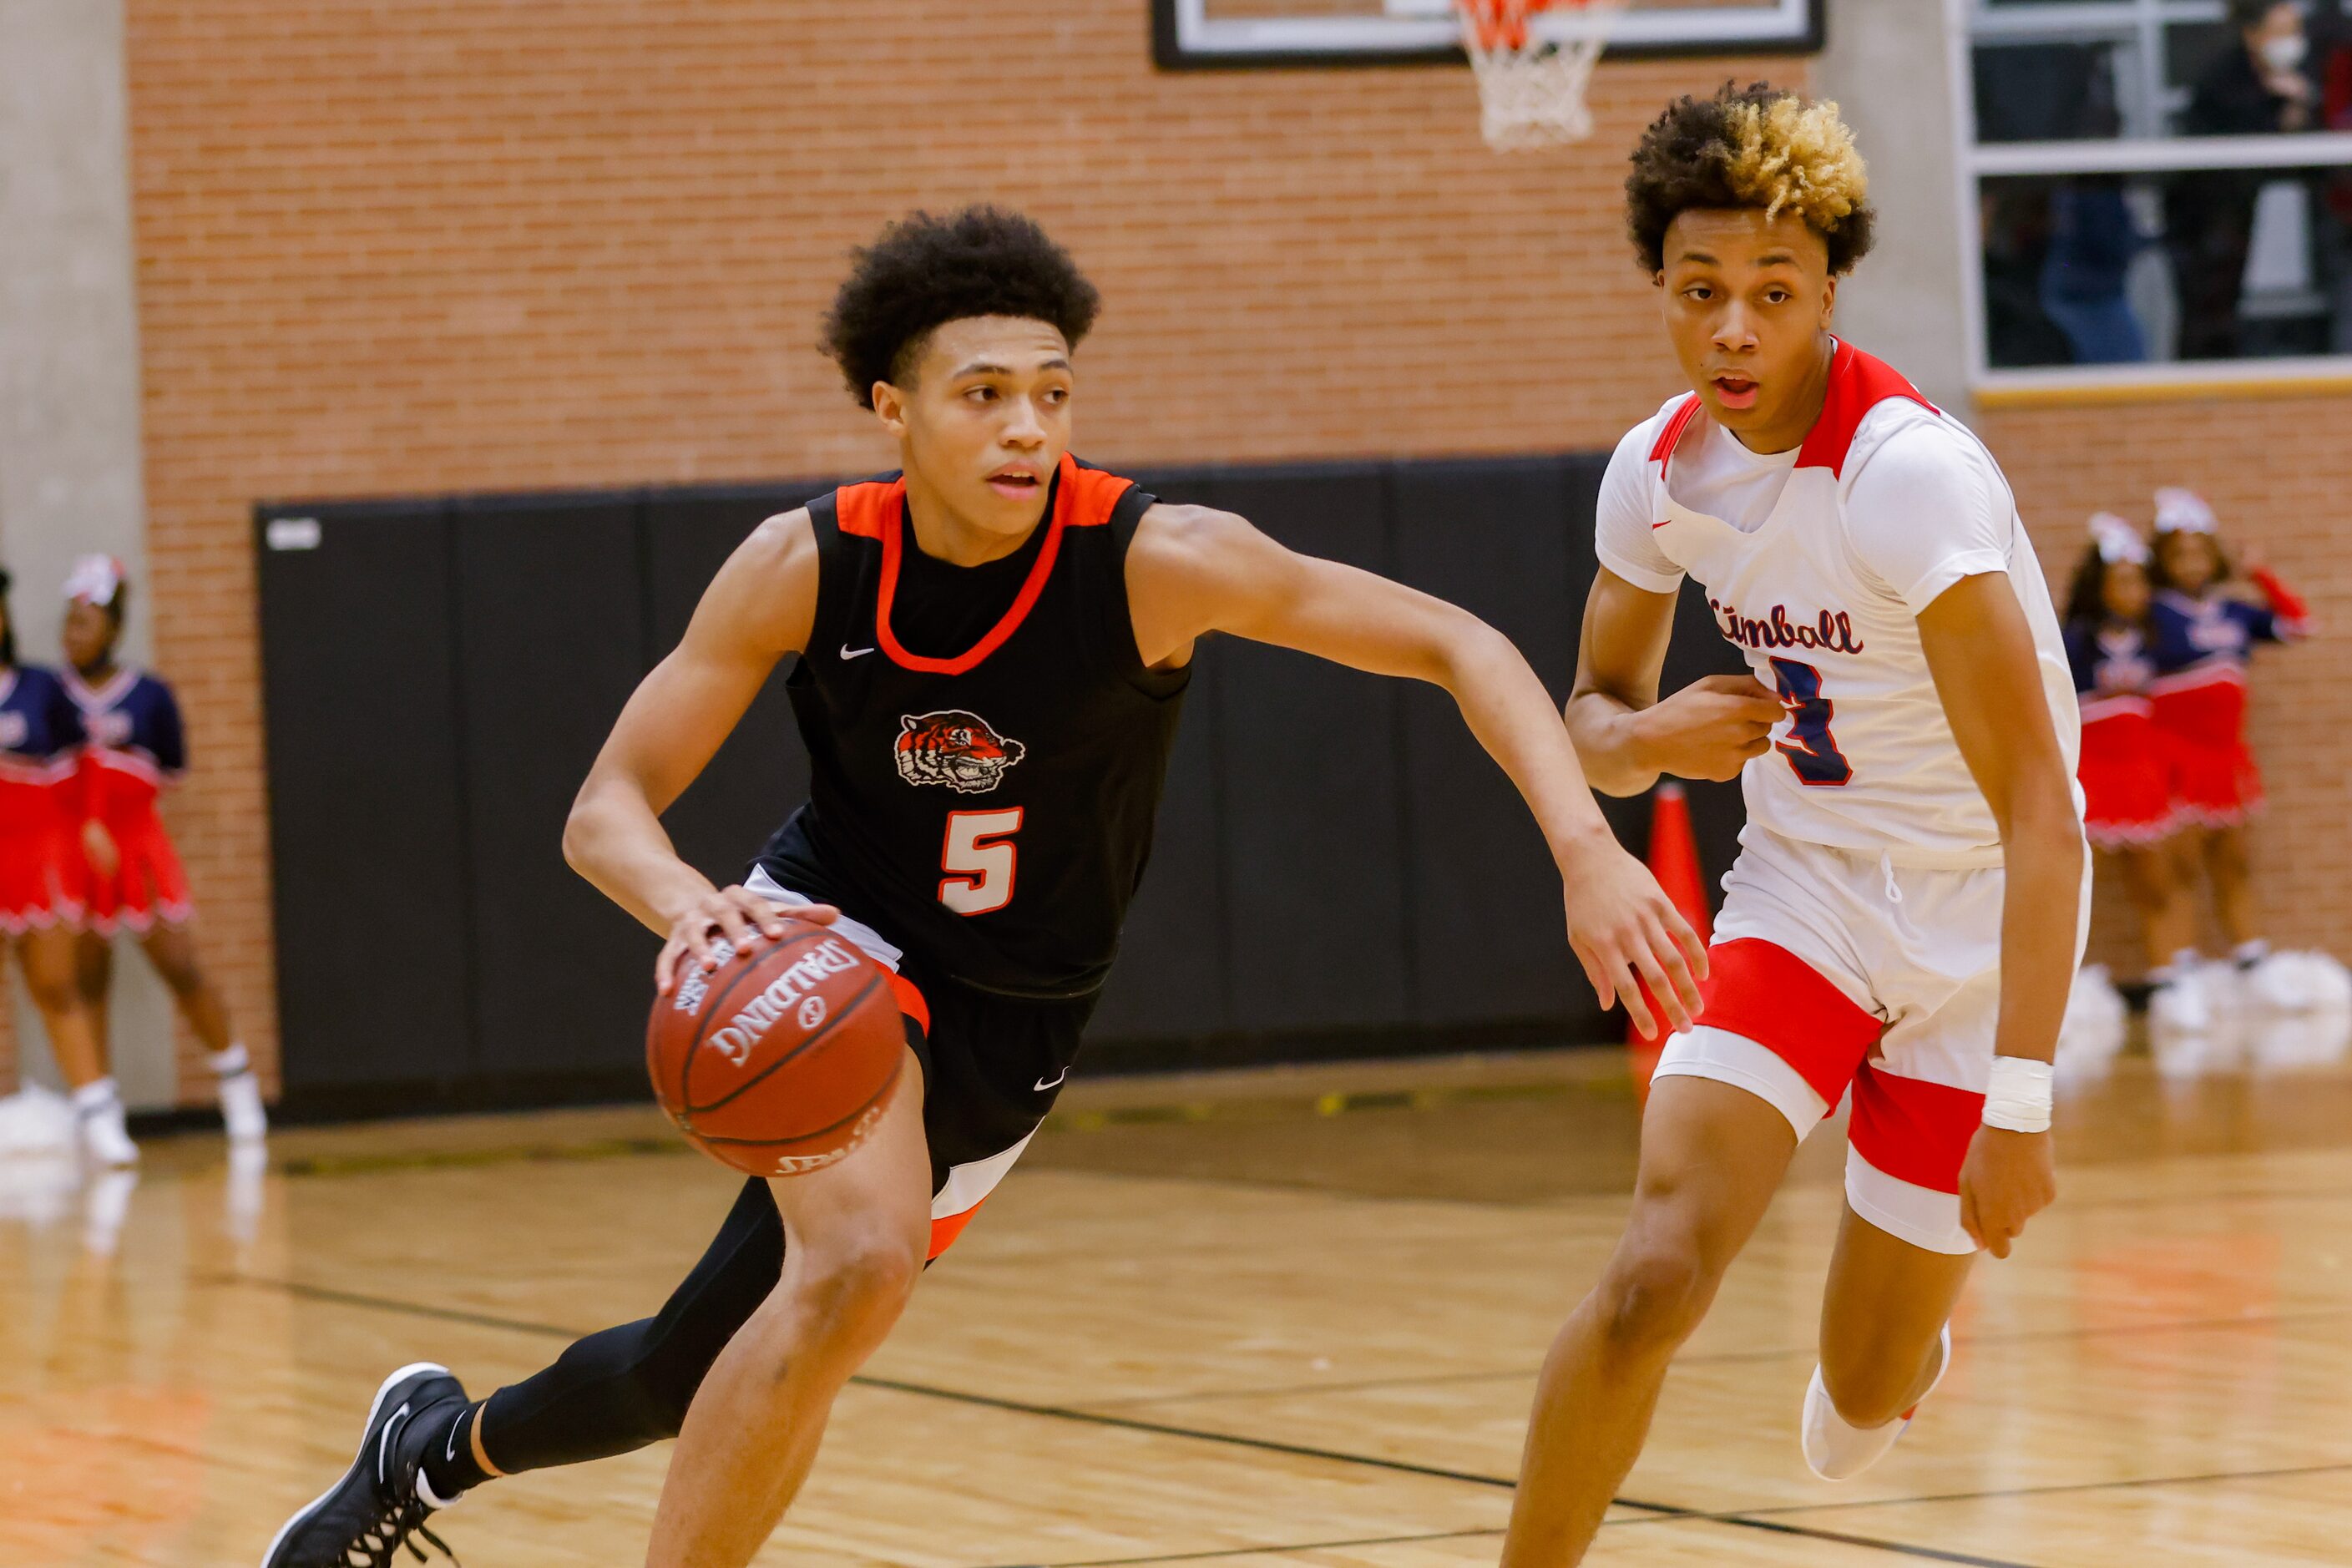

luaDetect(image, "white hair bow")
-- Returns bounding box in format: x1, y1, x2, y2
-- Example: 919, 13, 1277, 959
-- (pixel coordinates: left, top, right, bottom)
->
2153, 488, 2218, 536
2088, 513, 2149, 566
63, 554, 124, 608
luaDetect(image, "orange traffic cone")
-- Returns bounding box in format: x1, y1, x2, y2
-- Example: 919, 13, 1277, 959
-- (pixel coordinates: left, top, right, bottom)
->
1628, 781, 1713, 1106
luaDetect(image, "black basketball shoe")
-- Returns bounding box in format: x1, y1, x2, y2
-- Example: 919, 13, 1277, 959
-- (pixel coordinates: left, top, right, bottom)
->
260, 1362, 468, 1567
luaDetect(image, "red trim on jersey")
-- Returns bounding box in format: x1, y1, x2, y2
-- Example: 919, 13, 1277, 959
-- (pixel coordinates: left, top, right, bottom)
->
1795, 341, 1940, 478
1698, 938, 1884, 1106
1848, 1065, 1983, 1196
1650, 395, 1705, 476
840, 454, 1132, 677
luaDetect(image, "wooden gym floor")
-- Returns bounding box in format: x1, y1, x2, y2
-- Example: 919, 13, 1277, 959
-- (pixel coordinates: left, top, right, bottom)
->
7, 1039, 2352, 1567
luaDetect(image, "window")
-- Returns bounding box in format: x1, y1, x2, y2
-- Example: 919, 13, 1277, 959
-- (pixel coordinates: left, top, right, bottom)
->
1960, 0, 2352, 387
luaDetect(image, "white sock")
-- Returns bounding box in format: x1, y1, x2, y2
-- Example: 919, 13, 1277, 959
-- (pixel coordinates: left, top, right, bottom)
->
209, 1044, 251, 1078
2233, 940, 2271, 969
72, 1077, 122, 1115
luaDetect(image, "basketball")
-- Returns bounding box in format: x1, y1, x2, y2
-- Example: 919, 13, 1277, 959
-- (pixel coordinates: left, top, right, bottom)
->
646, 921, 907, 1179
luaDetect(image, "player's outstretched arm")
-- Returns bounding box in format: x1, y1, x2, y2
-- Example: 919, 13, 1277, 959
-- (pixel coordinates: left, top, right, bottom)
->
1917, 573, 2085, 1259
1564, 568, 1787, 797
1126, 504, 1706, 1038
563, 509, 831, 991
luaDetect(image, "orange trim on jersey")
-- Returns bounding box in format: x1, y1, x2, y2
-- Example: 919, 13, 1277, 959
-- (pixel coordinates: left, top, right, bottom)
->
926, 1200, 985, 1261
834, 478, 900, 540
863, 453, 1132, 677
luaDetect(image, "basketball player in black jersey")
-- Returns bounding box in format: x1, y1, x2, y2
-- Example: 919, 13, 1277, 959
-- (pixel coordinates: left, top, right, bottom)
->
262, 206, 1707, 1568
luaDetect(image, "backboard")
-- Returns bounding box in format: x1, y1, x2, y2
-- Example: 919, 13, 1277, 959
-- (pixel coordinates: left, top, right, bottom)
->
1152, 0, 1823, 68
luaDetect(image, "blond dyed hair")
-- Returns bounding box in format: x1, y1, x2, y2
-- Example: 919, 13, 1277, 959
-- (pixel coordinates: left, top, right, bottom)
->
1625, 83, 1878, 275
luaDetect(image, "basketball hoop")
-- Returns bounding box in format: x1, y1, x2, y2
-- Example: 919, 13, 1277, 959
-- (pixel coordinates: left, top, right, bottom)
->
1456, 0, 1626, 152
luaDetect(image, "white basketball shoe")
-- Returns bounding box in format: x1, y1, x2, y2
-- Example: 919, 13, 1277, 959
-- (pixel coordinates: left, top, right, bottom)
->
1802, 1323, 1951, 1482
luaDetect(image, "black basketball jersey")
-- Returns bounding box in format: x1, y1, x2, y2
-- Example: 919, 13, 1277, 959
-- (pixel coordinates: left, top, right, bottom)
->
756, 455, 1189, 999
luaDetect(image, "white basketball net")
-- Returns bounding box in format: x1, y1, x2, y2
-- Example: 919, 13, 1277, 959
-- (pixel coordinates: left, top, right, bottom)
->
1456, 0, 1626, 152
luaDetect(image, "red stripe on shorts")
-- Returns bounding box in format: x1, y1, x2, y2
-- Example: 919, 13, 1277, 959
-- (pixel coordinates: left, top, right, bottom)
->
886, 971, 931, 1036
927, 1201, 984, 1261
1849, 1065, 1984, 1196
1698, 938, 1884, 1106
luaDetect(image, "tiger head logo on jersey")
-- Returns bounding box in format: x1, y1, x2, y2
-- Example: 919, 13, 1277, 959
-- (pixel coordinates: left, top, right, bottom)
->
894, 711, 1026, 794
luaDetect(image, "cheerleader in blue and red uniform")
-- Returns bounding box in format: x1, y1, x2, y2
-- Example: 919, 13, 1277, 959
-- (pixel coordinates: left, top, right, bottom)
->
2147, 487, 2308, 974
59, 556, 266, 1143
0, 566, 136, 1165
2065, 513, 2193, 984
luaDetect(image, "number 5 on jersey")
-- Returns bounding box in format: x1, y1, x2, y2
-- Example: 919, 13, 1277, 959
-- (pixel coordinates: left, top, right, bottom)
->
940, 808, 1023, 915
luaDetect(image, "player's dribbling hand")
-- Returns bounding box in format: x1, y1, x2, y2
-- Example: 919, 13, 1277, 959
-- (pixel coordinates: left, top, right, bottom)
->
1958, 1125, 2056, 1259
655, 886, 841, 996
1559, 841, 1708, 1041
1636, 674, 1786, 782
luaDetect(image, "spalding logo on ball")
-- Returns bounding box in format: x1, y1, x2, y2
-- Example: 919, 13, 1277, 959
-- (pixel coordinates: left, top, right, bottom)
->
647, 920, 908, 1180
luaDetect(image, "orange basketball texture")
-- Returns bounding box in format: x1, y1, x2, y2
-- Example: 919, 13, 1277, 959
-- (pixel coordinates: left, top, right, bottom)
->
646, 921, 906, 1178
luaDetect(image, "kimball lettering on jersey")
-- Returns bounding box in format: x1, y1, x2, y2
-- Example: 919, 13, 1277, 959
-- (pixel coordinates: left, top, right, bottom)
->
706, 937, 864, 1067
1711, 596, 1867, 655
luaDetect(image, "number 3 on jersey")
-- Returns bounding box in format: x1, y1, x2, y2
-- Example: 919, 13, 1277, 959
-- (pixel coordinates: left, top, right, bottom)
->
1768, 657, 1853, 787
940, 808, 1023, 915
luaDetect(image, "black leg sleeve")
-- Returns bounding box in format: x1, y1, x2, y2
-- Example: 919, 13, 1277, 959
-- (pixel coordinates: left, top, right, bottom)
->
475, 1176, 783, 1474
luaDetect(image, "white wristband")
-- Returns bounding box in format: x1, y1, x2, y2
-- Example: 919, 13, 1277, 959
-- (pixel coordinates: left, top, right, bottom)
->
1981, 1056, 2054, 1133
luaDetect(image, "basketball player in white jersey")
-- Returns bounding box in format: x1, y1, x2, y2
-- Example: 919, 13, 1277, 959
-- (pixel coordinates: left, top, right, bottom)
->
1500, 86, 2087, 1564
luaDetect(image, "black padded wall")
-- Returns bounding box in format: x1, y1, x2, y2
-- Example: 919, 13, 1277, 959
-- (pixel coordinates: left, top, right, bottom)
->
257, 501, 474, 1094
451, 493, 652, 1080
257, 450, 1750, 1110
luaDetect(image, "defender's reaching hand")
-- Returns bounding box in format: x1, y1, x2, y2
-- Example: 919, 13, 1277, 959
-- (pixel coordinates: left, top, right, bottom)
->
1558, 837, 1708, 1040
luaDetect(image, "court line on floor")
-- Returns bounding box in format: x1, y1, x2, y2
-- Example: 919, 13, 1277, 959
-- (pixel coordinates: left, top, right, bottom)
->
213, 1272, 2034, 1568
970, 1525, 1503, 1567
1631, 1458, 2352, 1526
1078, 1302, 2352, 1412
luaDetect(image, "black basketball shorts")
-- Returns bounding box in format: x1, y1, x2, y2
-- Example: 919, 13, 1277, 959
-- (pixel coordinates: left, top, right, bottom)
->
741, 864, 1091, 1258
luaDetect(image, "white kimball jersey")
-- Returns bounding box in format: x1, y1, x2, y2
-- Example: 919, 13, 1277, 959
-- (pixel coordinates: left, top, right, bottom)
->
1596, 342, 2081, 866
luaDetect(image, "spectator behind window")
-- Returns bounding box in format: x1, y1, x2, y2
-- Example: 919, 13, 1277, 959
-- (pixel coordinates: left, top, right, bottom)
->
2170, 3, 2319, 357
2188, 0, 2315, 135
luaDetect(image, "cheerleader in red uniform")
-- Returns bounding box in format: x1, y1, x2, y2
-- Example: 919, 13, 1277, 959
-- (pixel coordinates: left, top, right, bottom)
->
0, 567, 136, 1165
2147, 488, 2309, 974
2065, 514, 2193, 985
59, 557, 266, 1142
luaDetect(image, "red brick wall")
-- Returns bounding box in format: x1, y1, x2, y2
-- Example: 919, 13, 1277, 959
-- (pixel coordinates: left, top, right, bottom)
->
123, 1, 1813, 1101
1982, 395, 2352, 975
117, 2, 2349, 1102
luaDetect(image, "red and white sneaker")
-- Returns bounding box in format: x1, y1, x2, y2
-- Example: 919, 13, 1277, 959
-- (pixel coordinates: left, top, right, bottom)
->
1801, 1323, 1950, 1481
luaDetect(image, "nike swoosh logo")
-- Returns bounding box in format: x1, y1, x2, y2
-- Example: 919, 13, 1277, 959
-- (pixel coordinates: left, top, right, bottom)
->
446, 1413, 463, 1464
1034, 1067, 1070, 1092
379, 1401, 412, 1485
840, 645, 876, 660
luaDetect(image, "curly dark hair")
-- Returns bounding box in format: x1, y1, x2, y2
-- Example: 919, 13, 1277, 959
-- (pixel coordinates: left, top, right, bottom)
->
2065, 547, 2137, 627
1626, 82, 1878, 276
822, 206, 1102, 409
